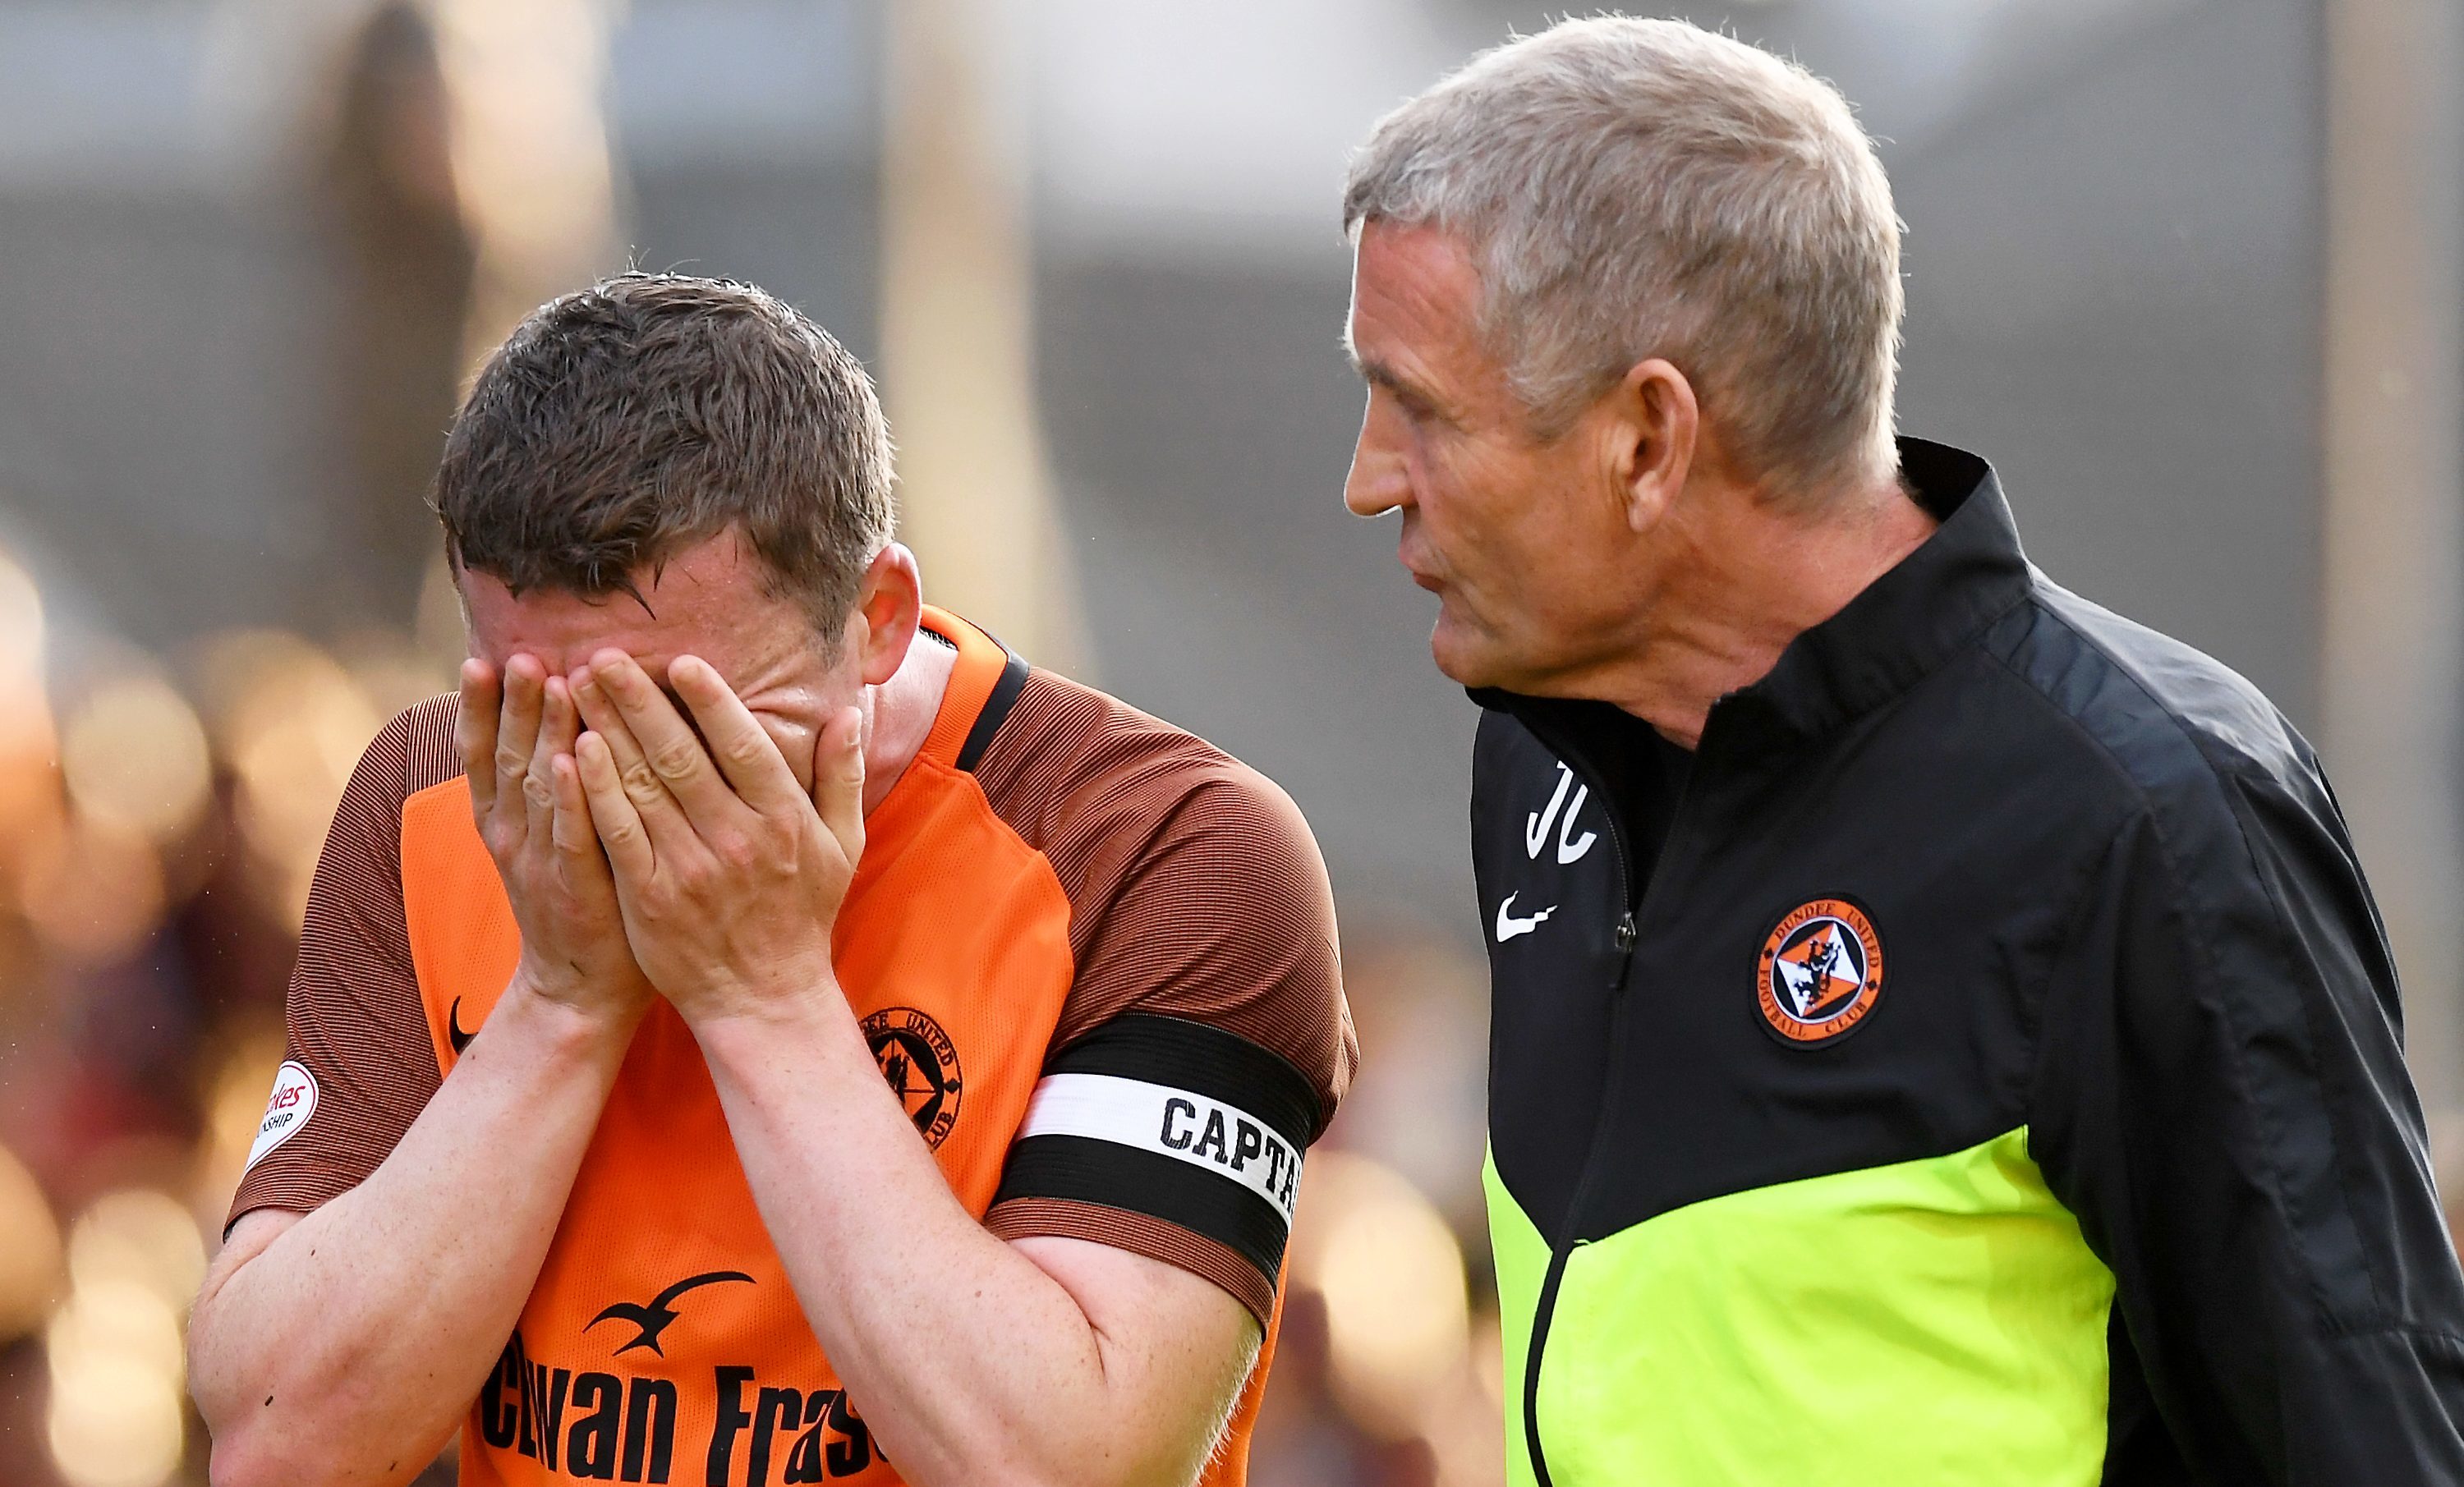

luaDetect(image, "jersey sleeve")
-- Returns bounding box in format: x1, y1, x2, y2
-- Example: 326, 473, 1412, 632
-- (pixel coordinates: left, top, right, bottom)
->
2028, 754, 2464, 1482
977, 690, 1354, 1325
225, 698, 456, 1233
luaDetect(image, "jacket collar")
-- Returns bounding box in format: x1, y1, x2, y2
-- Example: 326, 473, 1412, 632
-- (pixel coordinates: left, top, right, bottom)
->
1471, 438, 2032, 756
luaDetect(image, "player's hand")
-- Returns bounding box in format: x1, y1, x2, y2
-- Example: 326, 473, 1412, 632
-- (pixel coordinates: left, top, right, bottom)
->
457, 655, 655, 1024
568, 650, 865, 1025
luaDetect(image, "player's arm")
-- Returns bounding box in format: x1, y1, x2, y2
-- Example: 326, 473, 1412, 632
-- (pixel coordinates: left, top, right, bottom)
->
691, 1003, 1262, 1487
191, 663, 655, 1487
193, 992, 634, 1487
2029, 764, 2464, 1482
570, 654, 1310, 1487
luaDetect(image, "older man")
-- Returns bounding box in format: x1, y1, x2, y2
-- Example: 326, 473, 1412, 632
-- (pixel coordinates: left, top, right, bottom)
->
1341, 17, 2464, 1486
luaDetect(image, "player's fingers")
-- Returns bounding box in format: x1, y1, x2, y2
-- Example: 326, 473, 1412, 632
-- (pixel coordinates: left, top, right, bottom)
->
498, 654, 548, 823
588, 651, 748, 831
576, 730, 655, 885
572, 665, 692, 853
568, 663, 633, 762
523, 677, 572, 849
549, 751, 611, 888
541, 672, 582, 753
811, 706, 866, 867
457, 659, 502, 819
669, 655, 802, 814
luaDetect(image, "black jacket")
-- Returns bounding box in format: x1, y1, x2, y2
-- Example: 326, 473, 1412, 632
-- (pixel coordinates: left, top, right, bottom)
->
1471, 438, 2464, 1485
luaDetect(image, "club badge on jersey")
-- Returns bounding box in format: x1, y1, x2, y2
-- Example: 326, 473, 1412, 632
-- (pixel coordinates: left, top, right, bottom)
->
1756, 898, 1885, 1047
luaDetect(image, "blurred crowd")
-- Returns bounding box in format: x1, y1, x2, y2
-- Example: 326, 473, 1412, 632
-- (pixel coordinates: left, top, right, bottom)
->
0, 540, 461, 1484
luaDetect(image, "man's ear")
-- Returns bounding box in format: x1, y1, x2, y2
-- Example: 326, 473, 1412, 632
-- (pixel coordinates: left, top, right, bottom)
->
851, 544, 924, 686
1598, 357, 1699, 534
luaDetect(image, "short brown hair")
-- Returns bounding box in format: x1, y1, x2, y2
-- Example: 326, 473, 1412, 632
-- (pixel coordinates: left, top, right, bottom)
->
433, 273, 894, 635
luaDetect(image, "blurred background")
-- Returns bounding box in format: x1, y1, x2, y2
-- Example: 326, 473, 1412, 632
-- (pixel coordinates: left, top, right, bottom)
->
0, 0, 2457, 1482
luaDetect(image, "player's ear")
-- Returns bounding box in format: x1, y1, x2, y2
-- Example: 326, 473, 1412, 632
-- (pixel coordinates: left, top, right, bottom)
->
850, 544, 922, 687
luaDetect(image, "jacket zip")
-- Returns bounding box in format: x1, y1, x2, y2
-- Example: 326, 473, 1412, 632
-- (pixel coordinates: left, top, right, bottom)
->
1510, 713, 1703, 1487
1520, 911, 1635, 1487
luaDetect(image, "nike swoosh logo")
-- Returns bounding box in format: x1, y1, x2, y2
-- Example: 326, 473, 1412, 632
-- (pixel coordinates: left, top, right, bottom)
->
1495, 892, 1557, 943
448, 998, 477, 1056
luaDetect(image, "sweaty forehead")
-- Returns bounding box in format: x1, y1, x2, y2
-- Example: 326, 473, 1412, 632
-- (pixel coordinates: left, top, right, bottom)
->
458, 535, 810, 682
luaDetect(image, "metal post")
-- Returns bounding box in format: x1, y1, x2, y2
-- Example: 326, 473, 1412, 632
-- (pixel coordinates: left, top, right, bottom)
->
2321, 0, 2464, 1118
880, 0, 1088, 673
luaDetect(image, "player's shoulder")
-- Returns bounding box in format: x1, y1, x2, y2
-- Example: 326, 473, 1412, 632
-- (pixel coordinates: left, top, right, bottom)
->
986, 672, 1352, 1130
968, 668, 1321, 869
382, 691, 465, 790
333, 693, 464, 833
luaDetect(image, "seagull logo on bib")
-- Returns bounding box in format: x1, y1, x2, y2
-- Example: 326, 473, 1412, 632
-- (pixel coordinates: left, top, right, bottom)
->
1756, 898, 1885, 1046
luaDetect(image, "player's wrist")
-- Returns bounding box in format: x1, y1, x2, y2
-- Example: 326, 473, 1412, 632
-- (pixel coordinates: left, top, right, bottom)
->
678, 971, 857, 1057
658, 944, 843, 1024
499, 969, 649, 1059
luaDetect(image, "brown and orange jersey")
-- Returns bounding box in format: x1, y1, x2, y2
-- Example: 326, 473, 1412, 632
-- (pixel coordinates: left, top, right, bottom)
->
229, 608, 1355, 1486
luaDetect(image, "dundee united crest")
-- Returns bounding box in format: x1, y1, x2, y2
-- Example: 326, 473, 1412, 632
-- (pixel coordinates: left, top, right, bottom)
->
1756, 898, 1884, 1046
864, 1007, 963, 1147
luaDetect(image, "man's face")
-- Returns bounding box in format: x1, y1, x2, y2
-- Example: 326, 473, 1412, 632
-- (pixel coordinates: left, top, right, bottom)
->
1343, 222, 1644, 691
459, 532, 855, 794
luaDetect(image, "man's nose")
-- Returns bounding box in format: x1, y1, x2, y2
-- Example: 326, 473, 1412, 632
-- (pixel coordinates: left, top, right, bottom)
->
1344, 403, 1410, 518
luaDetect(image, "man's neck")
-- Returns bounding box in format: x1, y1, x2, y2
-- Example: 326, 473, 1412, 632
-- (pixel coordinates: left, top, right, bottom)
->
859, 635, 959, 813
1601, 474, 1937, 749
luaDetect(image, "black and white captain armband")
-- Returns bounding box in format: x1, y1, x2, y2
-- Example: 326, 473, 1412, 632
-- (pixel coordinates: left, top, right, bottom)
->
991, 1014, 1322, 1292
